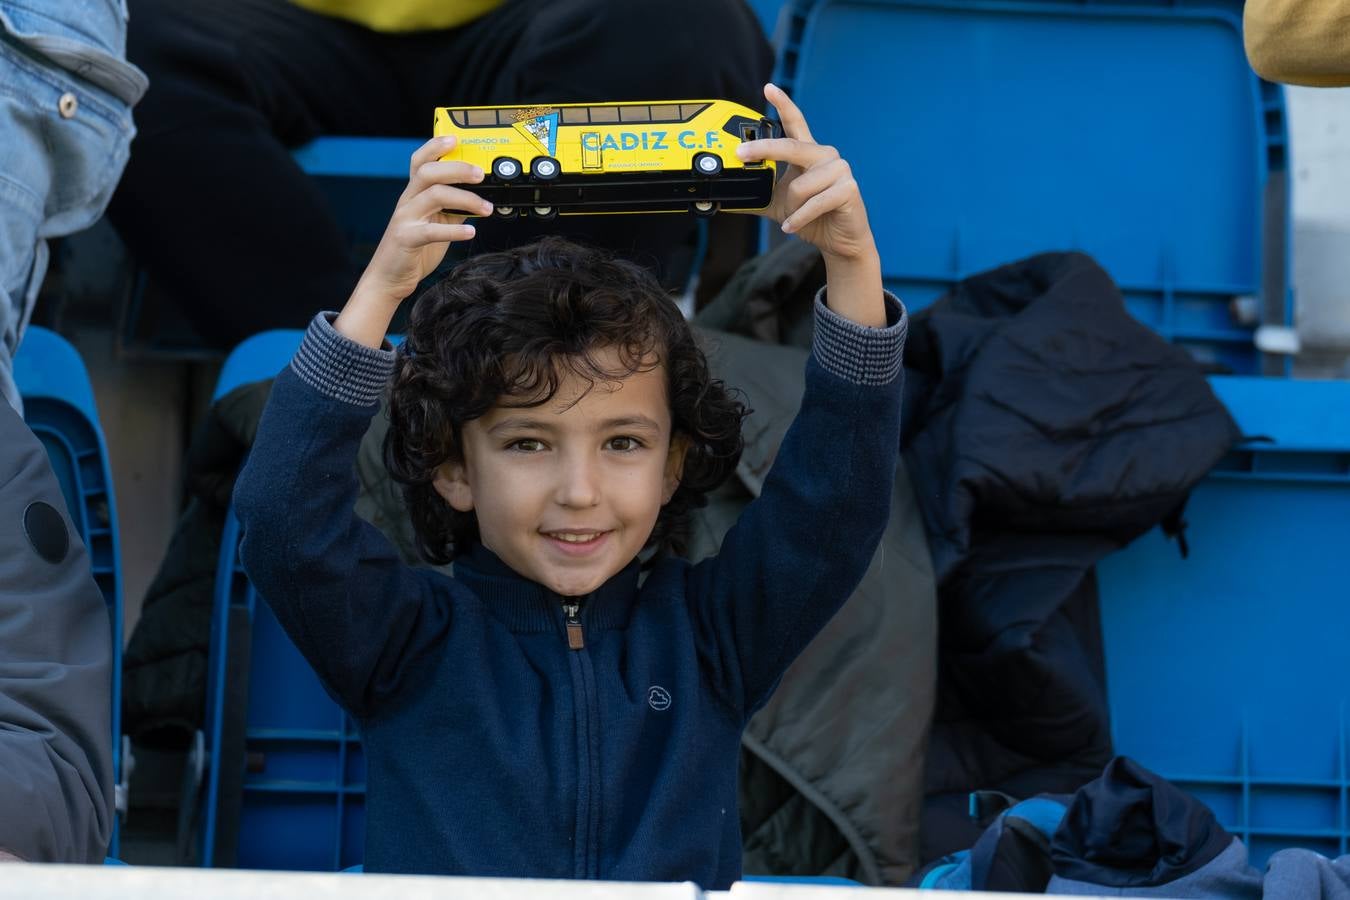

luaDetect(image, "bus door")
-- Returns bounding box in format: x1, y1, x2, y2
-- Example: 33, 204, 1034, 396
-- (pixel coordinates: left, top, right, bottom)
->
581, 132, 602, 170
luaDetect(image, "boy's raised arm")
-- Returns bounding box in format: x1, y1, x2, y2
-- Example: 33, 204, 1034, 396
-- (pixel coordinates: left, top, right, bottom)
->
686, 85, 907, 715
234, 140, 489, 717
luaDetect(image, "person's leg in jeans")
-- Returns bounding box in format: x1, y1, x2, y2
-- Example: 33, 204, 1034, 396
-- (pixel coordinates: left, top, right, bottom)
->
0, 64, 52, 413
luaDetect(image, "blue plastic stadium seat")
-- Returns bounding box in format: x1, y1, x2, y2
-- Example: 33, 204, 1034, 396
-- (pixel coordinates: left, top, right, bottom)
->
745, 0, 791, 37
193, 330, 368, 870
291, 137, 422, 181
1100, 376, 1350, 866
772, 0, 1290, 375
212, 330, 312, 403
13, 325, 126, 858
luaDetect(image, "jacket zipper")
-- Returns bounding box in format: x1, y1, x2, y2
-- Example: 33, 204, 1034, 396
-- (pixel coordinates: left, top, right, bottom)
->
564, 600, 585, 650
562, 596, 599, 876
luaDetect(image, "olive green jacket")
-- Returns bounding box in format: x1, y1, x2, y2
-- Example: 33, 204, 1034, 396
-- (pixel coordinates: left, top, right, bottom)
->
688, 328, 936, 885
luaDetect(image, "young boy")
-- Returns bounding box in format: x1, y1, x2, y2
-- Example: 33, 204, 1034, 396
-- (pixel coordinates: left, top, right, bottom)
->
234, 84, 906, 887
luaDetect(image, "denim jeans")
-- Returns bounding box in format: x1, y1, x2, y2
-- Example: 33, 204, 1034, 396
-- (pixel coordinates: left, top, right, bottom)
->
0, 0, 145, 411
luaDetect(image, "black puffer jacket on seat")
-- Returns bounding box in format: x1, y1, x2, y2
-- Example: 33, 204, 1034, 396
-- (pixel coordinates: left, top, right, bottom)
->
907, 253, 1241, 862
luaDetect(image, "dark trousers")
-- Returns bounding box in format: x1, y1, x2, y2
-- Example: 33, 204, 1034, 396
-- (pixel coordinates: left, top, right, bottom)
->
107, 0, 774, 348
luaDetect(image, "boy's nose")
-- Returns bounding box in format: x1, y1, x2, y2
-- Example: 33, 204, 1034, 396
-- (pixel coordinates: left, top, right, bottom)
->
555, 456, 601, 508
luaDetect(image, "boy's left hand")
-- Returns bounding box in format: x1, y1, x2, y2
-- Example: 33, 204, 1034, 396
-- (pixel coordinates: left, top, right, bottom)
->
737, 83, 879, 266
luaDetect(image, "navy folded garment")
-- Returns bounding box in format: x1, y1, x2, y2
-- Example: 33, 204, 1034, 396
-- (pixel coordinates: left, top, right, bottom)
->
1047, 757, 1261, 897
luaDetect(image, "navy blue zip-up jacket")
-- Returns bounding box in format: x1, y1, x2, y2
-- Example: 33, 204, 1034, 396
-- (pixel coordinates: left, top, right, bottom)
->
233, 291, 907, 887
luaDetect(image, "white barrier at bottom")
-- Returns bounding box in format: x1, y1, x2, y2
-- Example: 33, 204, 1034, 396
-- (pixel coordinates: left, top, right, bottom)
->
2, 866, 699, 900
725, 886, 1120, 900
0, 865, 1122, 899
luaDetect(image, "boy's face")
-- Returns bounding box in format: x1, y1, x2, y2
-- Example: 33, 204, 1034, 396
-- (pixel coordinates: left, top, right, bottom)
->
433, 347, 687, 598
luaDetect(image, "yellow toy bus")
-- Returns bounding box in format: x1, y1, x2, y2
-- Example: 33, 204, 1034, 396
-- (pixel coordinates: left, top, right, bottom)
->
432, 99, 777, 219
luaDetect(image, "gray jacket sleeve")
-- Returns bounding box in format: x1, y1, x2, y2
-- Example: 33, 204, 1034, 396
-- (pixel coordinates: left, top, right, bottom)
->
0, 400, 113, 862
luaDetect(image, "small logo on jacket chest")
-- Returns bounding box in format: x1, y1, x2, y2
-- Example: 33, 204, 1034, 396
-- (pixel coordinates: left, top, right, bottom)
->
647, 686, 672, 711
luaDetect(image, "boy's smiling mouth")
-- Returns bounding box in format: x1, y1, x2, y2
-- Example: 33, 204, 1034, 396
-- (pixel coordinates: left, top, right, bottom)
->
540, 529, 612, 556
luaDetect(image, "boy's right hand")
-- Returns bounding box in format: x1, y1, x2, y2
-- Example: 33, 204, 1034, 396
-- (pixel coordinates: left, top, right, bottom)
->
353, 136, 492, 308
337, 137, 492, 347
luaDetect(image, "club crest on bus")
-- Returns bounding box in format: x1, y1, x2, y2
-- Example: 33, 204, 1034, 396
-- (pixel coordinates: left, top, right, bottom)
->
514, 112, 559, 157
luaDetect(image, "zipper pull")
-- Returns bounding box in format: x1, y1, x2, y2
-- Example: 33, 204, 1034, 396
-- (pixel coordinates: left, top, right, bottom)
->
563, 601, 585, 650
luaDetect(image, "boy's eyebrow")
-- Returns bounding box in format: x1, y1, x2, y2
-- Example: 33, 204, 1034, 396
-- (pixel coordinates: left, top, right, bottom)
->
598, 415, 663, 433
487, 416, 553, 435
486, 414, 664, 434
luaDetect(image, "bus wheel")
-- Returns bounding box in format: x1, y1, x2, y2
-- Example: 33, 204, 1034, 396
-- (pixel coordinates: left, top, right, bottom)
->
495, 205, 518, 218
492, 157, 522, 181
690, 200, 718, 217
532, 205, 558, 220
692, 153, 722, 177
531, 157, 561, 181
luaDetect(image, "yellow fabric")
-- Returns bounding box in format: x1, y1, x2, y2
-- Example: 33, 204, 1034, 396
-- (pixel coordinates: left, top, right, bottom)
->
1244, 0, 1350, 86
290, 0, 503, 32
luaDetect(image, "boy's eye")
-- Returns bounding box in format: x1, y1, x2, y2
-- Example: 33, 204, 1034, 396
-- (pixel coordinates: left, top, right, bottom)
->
507, 438, 546, 452
606, 436, 643, 452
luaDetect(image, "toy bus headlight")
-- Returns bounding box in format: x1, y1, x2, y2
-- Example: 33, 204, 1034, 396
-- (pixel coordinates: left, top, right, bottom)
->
739, 119, 775, 166
741, 125, 764, 167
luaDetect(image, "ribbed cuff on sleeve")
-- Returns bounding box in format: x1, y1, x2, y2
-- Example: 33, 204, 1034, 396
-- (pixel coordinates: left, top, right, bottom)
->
289, 312, 397, 406
811, 289, 908, 386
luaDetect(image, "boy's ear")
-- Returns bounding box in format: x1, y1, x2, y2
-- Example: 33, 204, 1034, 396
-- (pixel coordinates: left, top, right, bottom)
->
662, 435, 690, 505
433, 460, 475, 512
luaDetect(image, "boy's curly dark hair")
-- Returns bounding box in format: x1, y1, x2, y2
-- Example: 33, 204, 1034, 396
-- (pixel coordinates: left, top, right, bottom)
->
384, 237, 747, 566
